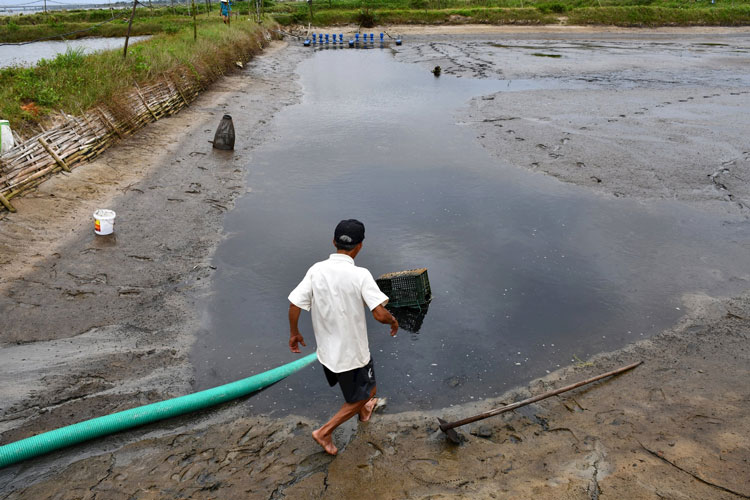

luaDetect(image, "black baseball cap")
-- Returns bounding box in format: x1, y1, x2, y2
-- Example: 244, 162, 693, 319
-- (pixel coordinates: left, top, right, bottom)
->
334, 219, 365, 246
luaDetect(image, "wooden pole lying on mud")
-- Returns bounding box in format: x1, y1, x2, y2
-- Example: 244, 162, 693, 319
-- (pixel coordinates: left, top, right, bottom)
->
123, 0, 138, 59
438, 361, 643, 444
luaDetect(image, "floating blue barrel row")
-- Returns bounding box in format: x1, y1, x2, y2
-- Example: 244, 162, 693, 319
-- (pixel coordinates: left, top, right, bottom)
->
303, 33, 402, 46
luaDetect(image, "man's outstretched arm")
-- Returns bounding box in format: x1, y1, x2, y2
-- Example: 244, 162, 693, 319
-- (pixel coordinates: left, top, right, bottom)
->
372, 305, 399, 337
288, 303, 306, 353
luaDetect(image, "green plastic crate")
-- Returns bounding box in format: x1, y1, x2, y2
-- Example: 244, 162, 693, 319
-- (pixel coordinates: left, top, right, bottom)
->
376, 268, 431, 309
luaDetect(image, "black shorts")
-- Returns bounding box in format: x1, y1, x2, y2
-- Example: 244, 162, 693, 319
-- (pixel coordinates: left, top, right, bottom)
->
323, 358, 376, 404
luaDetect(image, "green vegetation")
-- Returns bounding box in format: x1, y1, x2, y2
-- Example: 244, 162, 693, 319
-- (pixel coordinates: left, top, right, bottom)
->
1, 0, 748, 136
0, 2, 262, 43
0, 18, 271, 137
2, 0, 748, 42
267, 0, 750, 26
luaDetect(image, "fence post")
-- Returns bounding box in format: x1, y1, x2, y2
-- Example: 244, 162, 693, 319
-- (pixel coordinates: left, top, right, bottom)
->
123, 0, 138, 59
192, 0, 197, 40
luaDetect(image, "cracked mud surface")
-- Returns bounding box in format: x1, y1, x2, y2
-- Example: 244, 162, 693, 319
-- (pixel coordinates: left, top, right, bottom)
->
2, 29, 750, 498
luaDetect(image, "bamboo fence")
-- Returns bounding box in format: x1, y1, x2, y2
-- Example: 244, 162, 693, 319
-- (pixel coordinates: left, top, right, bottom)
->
0, 70, 202, 213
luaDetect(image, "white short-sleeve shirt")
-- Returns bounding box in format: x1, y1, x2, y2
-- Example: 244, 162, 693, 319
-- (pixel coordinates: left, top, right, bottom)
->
288, 253, 389, 373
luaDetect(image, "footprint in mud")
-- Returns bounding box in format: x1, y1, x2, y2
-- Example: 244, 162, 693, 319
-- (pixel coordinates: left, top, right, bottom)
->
619, 114, 626, 118
590, 176, 602, 183
576, 161, 586, 168
678, 99, 688, 102
530, 162, 539, 169
536, 144, 548, 150
515, 137, 525, 141
560, 137, 570, 145
548, 152, 563, 159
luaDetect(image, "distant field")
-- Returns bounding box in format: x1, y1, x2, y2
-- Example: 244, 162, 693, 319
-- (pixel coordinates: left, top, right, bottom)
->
268, 0, 750, 27
0, 16, 270, 137
1, 0, 749, 46
1, 0, 748, 135
0, 3, 263, 43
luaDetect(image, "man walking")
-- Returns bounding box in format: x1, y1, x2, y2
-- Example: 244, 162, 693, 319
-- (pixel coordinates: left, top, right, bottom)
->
220, 0, 231, 25
288, 219, 399, 455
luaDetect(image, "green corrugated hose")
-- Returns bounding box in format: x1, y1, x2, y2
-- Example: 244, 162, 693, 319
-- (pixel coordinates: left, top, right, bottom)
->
0, 352, 318, 468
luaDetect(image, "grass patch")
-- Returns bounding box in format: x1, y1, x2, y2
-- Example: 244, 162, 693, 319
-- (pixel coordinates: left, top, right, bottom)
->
0, 18, 272, 138
0, 2, 265, 43
267, 0, 750, 26
567, 5, 750, 26
3, 0, 750, 37
275, 6, 555, 25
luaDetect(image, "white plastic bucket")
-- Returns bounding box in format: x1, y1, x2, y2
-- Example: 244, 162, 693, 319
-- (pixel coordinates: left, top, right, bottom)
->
93, 209, 116, 235
0, 120, 14, 154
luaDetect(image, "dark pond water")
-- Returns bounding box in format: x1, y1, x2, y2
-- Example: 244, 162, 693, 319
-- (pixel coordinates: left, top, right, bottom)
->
192, 48, 750, 418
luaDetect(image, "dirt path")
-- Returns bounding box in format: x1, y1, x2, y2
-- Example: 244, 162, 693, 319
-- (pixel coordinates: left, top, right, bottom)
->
0, 39, 304, 454
1, 29, 749, 499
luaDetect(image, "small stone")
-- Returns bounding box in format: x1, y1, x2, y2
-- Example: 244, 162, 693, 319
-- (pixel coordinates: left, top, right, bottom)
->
471, 425, 493, 438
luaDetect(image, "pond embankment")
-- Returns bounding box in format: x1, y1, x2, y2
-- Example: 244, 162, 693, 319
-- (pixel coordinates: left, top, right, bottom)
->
0, 26, 749, 499
0, 21, 276, 212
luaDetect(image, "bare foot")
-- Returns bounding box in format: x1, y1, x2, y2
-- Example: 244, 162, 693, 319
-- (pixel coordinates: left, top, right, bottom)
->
312, 428, 338, 455
359, 397, 378, 422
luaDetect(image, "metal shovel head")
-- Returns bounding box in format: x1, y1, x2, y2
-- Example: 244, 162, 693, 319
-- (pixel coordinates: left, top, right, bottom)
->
438, 418, 461, 444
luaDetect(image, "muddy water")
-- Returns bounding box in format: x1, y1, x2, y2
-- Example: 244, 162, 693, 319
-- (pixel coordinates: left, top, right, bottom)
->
0, 36, 149, 67
193, 48, 750, 417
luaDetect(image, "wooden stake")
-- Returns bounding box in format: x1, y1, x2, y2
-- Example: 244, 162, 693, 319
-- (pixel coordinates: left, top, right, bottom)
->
171, 75, 190, 107
134, 83, 158, 121
38, 137, 71, 172
192, 0, 197, 40
0, 191, 16, 213
123, 0, 138, 59
97, 108, 123, 139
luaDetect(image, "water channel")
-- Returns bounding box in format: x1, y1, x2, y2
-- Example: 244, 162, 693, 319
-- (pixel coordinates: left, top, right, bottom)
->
0, 36, 149, 67
192, 47, 750, 418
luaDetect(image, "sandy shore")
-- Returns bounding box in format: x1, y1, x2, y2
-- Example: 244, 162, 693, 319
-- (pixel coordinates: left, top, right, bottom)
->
1, 28, 749, 498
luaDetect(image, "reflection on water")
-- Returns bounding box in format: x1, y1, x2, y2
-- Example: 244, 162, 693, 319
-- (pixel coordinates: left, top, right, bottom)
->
0, 36, 150, 68
192, 49, 750, 418
390, 304, 430, 334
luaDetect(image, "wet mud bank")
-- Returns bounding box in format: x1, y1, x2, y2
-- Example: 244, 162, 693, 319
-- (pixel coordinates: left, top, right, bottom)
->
0, 39, 305, 484
3, 293, 749, 498
394, 28, 750, 215
1, 28, 750, 498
